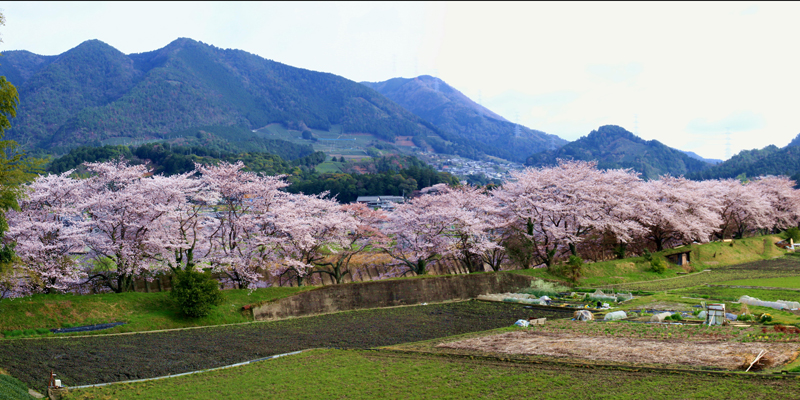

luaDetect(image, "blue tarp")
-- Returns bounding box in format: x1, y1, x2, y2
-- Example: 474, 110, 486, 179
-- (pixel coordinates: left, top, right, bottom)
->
50, 322, 126, 334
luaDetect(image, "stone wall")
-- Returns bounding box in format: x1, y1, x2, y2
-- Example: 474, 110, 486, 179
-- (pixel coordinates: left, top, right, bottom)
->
251, 272, 536, 321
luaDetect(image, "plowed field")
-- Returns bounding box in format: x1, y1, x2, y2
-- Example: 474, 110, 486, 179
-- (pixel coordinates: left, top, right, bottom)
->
1, 301, 570, 392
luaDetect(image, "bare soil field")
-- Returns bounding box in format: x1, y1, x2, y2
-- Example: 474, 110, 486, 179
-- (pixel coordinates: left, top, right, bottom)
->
438, 329, 799, 370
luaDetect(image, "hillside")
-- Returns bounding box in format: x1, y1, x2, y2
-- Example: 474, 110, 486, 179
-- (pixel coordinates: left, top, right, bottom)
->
0, 39, 444, 153
362, 76, 567, 163
686, 144, 800, 182
525, 125, 709, 180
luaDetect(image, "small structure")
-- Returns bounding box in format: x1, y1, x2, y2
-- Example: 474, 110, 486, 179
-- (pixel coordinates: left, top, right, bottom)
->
355, 195, 405, 211
707, 303, 726, 325
665, 250, 691, 266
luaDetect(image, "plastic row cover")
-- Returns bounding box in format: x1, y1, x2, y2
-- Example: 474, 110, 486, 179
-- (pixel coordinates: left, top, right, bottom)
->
739, 295, 800, 311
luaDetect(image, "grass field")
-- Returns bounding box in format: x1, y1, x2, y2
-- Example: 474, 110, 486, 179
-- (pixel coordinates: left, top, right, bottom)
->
255, 123, 389, 158
0, 286, 313, 337
718, 276, 800, 289
64, 349, 800, 400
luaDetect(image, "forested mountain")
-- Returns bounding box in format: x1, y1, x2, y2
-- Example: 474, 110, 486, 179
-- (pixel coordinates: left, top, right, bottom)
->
686, 143, 800, 183
525, 125, 709, 180
362, 76, 567, 163
0, 38, 444, 152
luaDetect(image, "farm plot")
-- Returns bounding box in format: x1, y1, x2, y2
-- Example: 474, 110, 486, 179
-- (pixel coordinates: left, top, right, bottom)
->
437, 329, 798, 370
394, 319, 800, 371
0, 301, 571, 393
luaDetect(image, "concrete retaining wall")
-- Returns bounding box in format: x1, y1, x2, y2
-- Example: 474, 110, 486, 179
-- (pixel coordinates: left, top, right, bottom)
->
251, 272, 537, 321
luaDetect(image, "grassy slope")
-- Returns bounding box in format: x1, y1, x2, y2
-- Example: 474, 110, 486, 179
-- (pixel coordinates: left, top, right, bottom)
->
0, 287, 313, 337
511, 235, 787, 287
64, 349, 800, 400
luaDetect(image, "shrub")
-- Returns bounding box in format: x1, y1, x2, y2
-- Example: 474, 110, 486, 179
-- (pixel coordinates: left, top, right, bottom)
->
642, 249, 653, 262
669, 313, 683, 321
782, 227, 800, 243
737, 314, 753, 322
564, 255, 583, 284
170, 269, 225, 318
759, 313, 773, 323
650, 257, 668, 274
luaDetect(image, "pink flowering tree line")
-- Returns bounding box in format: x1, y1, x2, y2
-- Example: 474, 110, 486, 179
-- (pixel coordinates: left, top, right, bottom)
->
5, 158, 800, 296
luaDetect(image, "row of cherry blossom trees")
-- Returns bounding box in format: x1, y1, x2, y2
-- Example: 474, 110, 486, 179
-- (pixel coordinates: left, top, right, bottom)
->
5, 159, 800, 296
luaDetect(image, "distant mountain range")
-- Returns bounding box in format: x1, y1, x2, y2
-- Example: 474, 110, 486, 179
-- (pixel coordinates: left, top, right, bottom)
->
0, 38, 446, 153
361, 76, 566, 163
525, 125, 710, 180
680, 150, 723, 165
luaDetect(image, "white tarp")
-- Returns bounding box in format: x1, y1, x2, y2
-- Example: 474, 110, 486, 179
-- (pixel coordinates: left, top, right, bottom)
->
739, 295, 800, 311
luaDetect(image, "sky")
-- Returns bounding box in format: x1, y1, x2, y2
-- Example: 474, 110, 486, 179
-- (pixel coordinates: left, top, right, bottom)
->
2, 1, 799, 160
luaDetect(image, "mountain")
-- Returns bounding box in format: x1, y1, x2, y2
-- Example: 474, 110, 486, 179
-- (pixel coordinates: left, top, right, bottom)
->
525, 125, 709, 180
685, 144, 800, 182
361, 76, 567, 163
680, 150, 723, 165
0, 39, 447, 153
786, 133, 800, 148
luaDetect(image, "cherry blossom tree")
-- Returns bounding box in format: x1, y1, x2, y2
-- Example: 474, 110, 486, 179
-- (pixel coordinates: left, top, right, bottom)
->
308, 202, 388, 284
750, 176, 800, 232
80, 160, 179, 292
199, 161, 290, 289
6, 171, 86, 293
430, 185, 503, 273
495, 160, 646, 269
145, 170, 220, 273
636, 176, 722, 250
706, 178, 773, 239
272, 193, 357, 286
380, 188, 455, 275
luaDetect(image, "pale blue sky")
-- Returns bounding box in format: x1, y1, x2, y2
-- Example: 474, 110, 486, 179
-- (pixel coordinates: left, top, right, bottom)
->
2, 1, 798, 160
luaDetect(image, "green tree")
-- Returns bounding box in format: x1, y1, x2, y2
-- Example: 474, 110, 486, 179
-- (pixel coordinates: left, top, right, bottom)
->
0, 12, 46, 292
170, 269, 224, 318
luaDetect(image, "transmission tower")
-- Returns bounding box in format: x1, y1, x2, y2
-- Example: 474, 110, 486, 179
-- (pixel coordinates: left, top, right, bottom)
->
514, 112, 521, 138
634, 114, 639, 136
433, 70, 440, 92
725, 129, 732, 159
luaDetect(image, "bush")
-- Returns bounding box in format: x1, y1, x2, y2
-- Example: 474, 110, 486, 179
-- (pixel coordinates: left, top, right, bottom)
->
642, 249, 653, 262
737, 314, 753, 322
564, 255, 583, 284
759, 313, 773, 323
650, 257, 668, 274
668, 313, 683, 321
170, 269, 224, 318
782, 227, 800, 243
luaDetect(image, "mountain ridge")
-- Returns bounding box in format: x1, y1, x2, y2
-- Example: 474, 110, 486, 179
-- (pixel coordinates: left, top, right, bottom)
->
0, 38, 447, 153
526, 125, 709, 180
361, 75, 567, 163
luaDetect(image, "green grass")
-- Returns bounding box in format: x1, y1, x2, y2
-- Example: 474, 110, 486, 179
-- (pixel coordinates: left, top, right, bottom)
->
718, 276, 800, 289
64, 349, 800, 400
314, 161, 343, 173
0, 374, 36, 400
510, 235, 788, 288
0, 286, 313, 337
